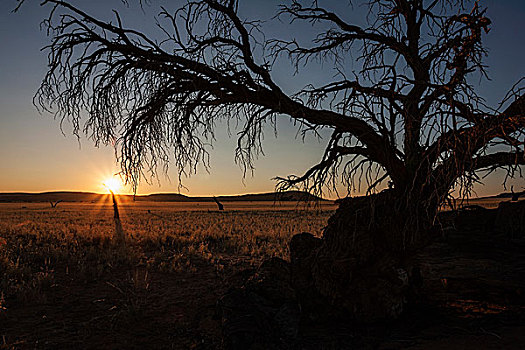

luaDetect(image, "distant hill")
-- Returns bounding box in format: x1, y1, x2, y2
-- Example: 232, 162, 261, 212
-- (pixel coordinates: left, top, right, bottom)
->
0, 191, 107, 203
0, 190, 325, 203
491, 190, 525, 199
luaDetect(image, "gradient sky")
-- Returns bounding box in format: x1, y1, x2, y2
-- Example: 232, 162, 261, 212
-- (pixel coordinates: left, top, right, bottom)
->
1, 0, 524, 197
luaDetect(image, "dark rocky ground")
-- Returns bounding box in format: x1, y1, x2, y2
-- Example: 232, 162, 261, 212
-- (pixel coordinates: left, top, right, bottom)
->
218, 202, 525, 349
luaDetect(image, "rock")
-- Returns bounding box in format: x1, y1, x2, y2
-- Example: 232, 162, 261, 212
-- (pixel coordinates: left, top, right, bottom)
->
495, 200, 525, 238
289, 232, 340, 322
289, 232, 322, 292
246, 257, 295, 304
454, 205, 497, 233
290, 232, 322, 261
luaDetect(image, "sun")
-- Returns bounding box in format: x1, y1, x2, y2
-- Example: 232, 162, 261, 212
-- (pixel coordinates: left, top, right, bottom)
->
102, 177, 122, 193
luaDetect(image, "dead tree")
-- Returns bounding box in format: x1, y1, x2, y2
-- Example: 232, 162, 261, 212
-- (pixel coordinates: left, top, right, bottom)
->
27, 0, 525, 321
49, 200, 62, 208
109, 190, 120, 219
213, 196, 224, 211
109, 190, 125, 243
511, 186, 520, 202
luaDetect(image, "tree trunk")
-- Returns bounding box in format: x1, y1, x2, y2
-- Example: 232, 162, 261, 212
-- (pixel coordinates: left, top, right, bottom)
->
291, 190, 434, 322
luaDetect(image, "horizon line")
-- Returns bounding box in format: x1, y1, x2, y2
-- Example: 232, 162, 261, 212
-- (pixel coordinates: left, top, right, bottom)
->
0, 189, 517, 200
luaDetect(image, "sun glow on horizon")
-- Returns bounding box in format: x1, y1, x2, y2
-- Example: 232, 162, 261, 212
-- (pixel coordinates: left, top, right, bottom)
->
102, 177, 122, 193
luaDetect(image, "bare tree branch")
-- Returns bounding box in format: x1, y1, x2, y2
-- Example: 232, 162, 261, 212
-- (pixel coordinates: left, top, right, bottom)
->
28, 0, 524, 205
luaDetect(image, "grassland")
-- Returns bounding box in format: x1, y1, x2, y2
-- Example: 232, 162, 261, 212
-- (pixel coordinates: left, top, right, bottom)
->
0, 200, 335, 349
1, 196, 524, 349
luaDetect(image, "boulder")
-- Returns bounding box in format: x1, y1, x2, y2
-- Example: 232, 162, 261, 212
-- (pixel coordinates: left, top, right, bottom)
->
494, 200, 525, 238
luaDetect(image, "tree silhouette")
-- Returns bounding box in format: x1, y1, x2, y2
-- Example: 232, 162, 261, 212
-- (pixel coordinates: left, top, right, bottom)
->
213, 196, 224, 211
109, 190, 126, 243
49, 200, 62, 208
29, 0, 524, 320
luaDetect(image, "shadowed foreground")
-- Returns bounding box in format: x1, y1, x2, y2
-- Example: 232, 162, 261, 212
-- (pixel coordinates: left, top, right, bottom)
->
217, 201, 525, 349
1, 201, 524, 349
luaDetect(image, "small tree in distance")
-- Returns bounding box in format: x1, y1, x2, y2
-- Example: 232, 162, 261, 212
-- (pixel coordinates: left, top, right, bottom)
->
27, 0, 524, 320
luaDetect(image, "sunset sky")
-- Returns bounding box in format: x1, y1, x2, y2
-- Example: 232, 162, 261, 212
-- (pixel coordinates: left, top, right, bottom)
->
1, 0, 524, 197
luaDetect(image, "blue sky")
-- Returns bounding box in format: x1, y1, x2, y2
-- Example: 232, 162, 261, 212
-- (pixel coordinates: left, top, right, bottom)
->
0, 0, 524, 197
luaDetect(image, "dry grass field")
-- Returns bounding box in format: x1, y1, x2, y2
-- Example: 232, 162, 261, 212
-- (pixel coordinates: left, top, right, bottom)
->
1, 196, 524, 349
0, 200, 335, 349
